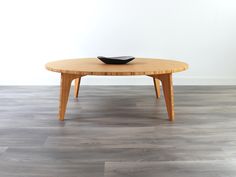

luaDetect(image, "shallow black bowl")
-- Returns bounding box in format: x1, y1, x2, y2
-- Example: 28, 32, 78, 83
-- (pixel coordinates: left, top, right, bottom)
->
97, 56, 135, 64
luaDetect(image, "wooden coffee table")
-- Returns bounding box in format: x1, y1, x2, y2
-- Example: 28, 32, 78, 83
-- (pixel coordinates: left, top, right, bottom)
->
46, 58, 188, 121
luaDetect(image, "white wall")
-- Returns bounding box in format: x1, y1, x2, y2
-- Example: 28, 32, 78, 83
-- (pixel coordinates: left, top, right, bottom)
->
0, 0, 236, 85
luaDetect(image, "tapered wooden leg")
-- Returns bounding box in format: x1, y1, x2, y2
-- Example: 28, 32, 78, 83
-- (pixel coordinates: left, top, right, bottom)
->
153, 77, 161, 98
59, 73, 75, 121
74, 77, 81, 98
156, 74, 174, 121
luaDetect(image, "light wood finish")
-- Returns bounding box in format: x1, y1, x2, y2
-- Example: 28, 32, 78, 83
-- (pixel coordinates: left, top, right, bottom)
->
59, 73, 78, 121
153, 77, 161, 99
74, 77, 81, 98
156, 74, 174, 121
45, 58, 188, 76
46, 58, 188, 121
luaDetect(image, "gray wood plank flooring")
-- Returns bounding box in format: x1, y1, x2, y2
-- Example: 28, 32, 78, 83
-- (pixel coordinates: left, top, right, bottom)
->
0, 86, 236, 177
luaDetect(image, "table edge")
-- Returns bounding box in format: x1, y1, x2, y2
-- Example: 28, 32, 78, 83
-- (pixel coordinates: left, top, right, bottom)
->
45, 58, 189, 76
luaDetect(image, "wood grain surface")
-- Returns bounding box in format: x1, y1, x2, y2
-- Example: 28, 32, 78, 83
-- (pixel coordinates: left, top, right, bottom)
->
0, 86, 236, 177
45, 58, 188, 76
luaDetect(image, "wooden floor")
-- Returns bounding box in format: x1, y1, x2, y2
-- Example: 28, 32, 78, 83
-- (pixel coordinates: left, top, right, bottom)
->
0, 86, 236, 177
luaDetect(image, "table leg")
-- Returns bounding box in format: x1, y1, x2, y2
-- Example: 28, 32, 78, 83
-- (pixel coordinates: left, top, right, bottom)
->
156, 74, 175, 121
153, 77, 161, 98
59, 73, 76, 121
74, 77, 81, 98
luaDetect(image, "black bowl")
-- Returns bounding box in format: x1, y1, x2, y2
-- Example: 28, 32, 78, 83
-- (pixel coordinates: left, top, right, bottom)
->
97, 56, 135, 64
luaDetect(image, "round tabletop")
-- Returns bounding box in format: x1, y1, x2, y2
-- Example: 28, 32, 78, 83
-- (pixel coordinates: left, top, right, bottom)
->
45, 58, 188, 76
